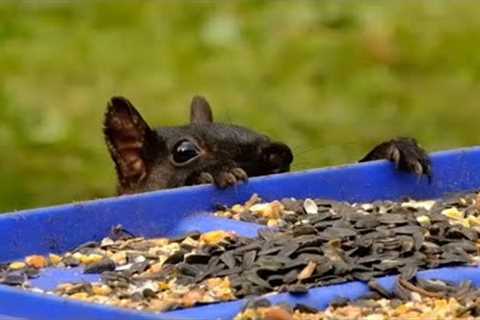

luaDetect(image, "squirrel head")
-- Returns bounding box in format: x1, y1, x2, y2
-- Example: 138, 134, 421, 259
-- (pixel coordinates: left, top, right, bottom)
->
104, 96, 293, 194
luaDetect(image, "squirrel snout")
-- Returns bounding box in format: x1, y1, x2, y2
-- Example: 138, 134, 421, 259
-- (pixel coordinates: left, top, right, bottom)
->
261, 142, 293, 174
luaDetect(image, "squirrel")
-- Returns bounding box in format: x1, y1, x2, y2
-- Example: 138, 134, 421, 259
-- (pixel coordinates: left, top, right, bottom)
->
104, 96, 293, 194
104, 96, 431, 195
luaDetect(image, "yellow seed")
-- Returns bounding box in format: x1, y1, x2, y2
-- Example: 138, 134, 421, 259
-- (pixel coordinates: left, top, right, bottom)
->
90, 295, 110, 304
416, 215, 431, 226
148, 298, 176, 312
231, 204, 244, 214
460, 219, 471, 228
150, 262, 164, 273
69, 292, 90, 300
111, 251, 127, 265
364, 314, 385, 320
467, 215, 480, 226
206, 277, 235, 300
235, 309, 259, 320
9, 262, 26, 270
92, 285, 112, 296
392, 303, 414, 316
80, 254, 103, 265
158, 281, 170, 290
72, 252, 83, 259
259, 202, 284, 219
250, 203, 270, 213
402, 200, 436, 210
441, 207, 464, 220
49, 254, 62, 266
215, 210, 232, 218
267, 219, 279, 227
150, 238, 170, 246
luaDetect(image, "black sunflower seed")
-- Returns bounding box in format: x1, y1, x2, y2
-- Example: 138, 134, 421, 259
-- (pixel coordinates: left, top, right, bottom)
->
287, 283, 308, 294
184, 253, 211, 265
163, 250, 186, 265
84, 258, 116, 274
219, 251, 236, 269
1, 272, 26, 286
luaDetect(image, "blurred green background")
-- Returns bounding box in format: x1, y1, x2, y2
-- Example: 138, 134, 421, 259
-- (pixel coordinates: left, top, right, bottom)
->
1, 1, 480, 212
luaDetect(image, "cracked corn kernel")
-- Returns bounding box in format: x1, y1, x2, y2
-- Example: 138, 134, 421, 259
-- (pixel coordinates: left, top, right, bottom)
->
206, 277, 235, 300
250, 201, 284, 219
199, 231, 234, 246
267, 219, 280, 227
180, 290, 204, 308
92, 284, 112, 296
25, 255, 48, 269
264, 307, 293, 320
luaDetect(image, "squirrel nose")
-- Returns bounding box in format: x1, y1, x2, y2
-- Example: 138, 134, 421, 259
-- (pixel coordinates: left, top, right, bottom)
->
263, 142, 293, 173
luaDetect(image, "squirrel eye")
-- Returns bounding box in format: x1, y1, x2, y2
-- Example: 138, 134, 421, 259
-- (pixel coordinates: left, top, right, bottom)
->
172, 140, 200, 164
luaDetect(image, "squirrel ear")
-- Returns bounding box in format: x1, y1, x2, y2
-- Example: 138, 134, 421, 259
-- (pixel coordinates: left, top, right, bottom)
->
104, 97, 159, 191
190, 95, 213, 124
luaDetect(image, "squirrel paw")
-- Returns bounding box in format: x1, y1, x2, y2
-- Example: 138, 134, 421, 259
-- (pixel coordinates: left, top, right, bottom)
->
360, 137, 432, 182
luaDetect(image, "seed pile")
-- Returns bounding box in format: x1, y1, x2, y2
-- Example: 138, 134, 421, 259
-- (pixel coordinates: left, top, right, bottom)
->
1, 192, 480, 313
0, 228, 237, 312
234, 278, 480, 320
215, 193, 480, 231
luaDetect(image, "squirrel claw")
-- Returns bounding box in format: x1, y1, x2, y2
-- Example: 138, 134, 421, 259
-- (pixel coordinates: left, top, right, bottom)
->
231, 167, 248, 182
214, 167, 248, 189
196, 172, 214, 184
215, 172, 237, 189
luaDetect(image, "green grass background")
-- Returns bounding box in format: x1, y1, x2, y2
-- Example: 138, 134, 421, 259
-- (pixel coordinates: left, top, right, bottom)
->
1, 1, 480, 212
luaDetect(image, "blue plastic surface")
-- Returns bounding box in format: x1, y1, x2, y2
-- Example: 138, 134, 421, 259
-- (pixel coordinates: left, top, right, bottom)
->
1, 147, 480, 319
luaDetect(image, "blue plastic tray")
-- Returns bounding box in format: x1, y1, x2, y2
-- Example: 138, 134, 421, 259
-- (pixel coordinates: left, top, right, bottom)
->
2, 147, 480, 320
